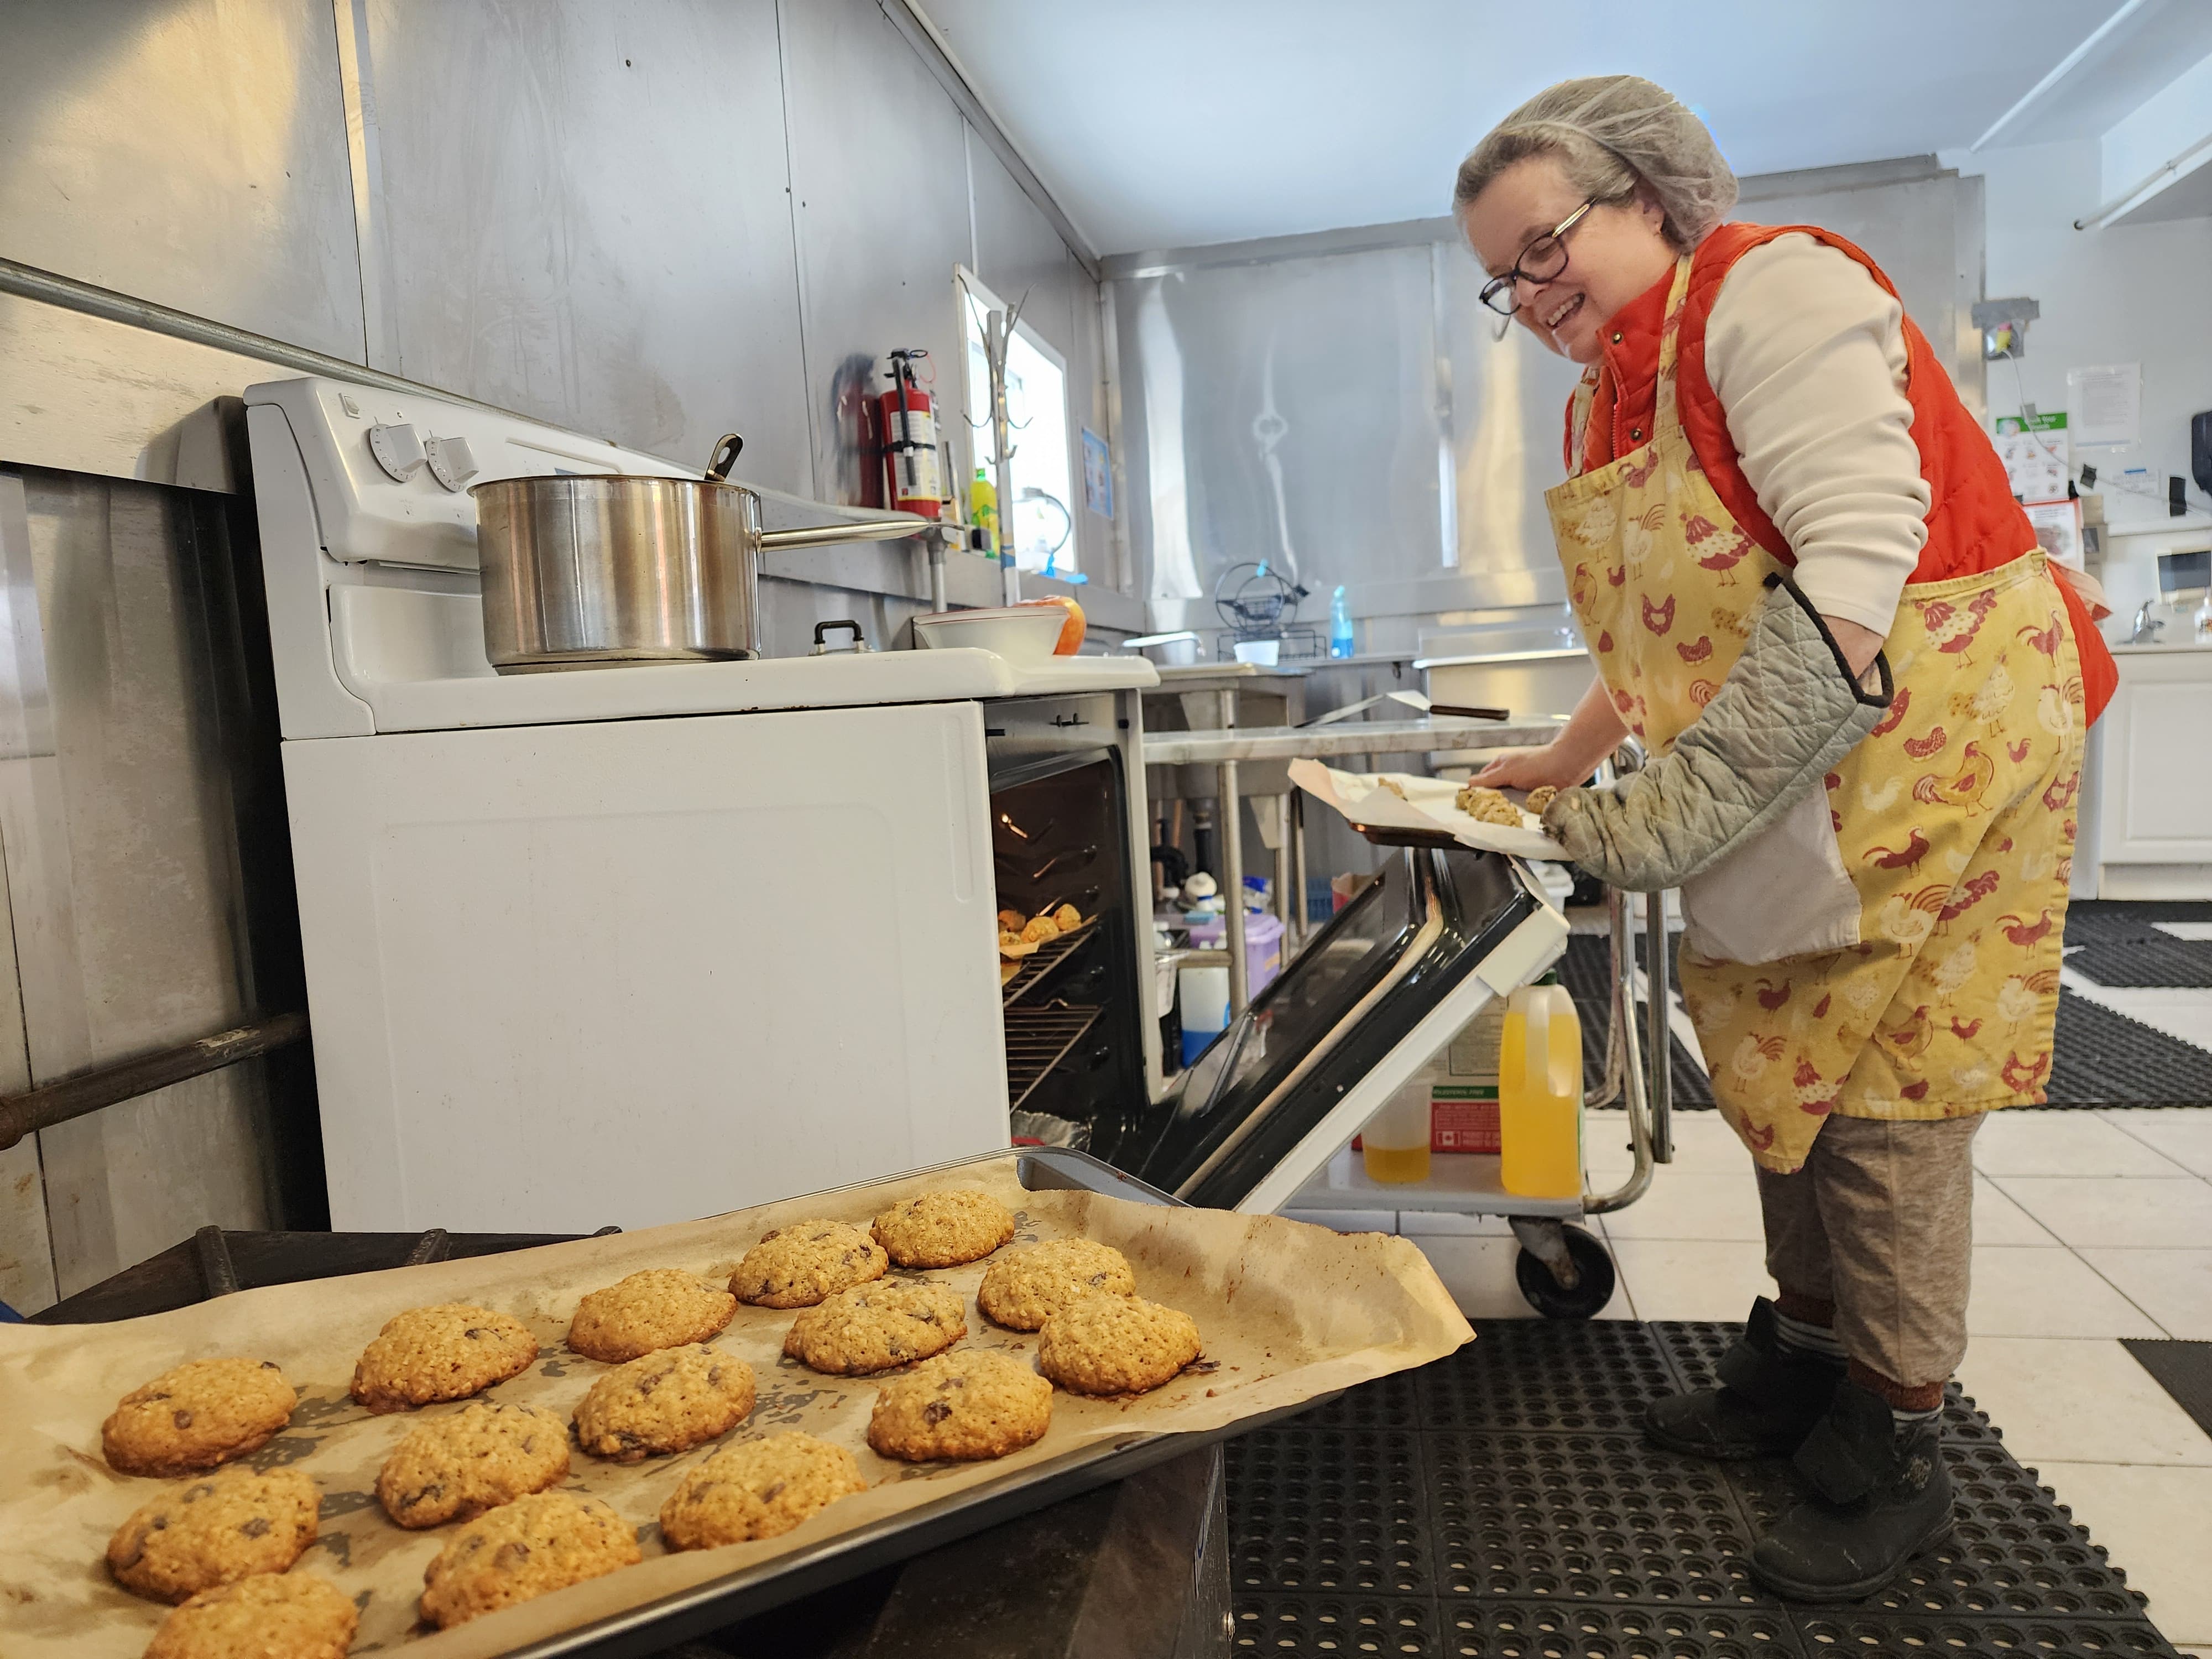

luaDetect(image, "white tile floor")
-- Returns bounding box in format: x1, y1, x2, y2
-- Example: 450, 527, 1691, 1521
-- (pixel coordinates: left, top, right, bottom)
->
1290, 1100, 2212, 1645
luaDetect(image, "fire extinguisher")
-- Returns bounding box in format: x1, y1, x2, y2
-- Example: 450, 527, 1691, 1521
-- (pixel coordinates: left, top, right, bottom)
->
875, 348, 943, 519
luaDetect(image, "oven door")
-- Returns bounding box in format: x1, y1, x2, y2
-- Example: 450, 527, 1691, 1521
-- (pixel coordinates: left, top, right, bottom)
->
1123, 847, 1566, 1213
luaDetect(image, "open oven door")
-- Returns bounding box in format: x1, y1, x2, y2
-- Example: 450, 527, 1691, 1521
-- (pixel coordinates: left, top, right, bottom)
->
1123, 847, 1568, 1213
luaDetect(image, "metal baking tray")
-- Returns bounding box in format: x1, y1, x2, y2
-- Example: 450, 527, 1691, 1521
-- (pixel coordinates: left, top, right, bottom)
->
506, 1146, 1323, 1658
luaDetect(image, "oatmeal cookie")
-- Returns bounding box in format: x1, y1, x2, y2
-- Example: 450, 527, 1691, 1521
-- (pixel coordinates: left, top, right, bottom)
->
106, 1468, 319, 1604
729, 1220, 888, 1308
102, 1358, 296, 1477
145, 1573, 358, 1659
1038, 1294, 1203, 1395
1523, 784, 1558, 813
351, 1304, 538, 1414
567, 1269, 737, 1363
571, 1344, 754, 1462
976, 1238, 1135, 1331
782, 1281, 967, 1375
418, 1492, 641, 1630
1454, 783, 1524, 827
867, 1350, 1052, 1462
376, 1400, 570, 1529
659, 1432, 868, 1549
869, 1188, 1016, 1269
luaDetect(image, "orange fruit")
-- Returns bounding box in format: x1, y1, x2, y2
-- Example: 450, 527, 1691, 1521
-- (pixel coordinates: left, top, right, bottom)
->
1022, 596, 1086, 655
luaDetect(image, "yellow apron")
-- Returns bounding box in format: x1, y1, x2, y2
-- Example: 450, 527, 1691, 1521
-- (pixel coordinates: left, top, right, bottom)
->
1545, 258, 2085, 1173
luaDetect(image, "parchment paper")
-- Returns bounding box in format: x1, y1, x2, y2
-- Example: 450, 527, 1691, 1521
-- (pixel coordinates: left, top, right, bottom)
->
0, 1154, 1470, 1656
1290, 759, 1571, 860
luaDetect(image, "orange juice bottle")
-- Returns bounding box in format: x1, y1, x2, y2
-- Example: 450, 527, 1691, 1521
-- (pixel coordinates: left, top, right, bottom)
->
1499, 983, 1582, 1198
1360, 1079, 1433, 1184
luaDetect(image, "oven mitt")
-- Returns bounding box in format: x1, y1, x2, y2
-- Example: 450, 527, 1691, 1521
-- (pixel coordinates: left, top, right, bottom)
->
1540, 571, 1894, 893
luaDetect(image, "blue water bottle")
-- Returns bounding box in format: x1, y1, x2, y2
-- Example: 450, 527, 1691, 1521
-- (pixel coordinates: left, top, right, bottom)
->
1329, 586, 1354, 659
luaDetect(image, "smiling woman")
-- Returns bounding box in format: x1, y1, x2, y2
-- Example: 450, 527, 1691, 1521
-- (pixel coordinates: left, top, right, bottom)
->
1444, 72, 2120, 1606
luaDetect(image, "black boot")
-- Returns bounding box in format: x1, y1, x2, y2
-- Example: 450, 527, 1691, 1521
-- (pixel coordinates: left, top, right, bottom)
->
1749, 1378, 1955, 1601
1645, 1297, 1843, 1459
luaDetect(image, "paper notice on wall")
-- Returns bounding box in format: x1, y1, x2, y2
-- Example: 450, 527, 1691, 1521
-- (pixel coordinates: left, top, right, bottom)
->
2066, 363, 2141, 447
1993, 412, 2070, 499
2023, 497, 2085, 571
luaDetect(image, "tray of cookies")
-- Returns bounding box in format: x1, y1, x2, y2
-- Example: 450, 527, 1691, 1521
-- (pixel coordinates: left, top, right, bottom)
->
0, 1147, 1470, 1658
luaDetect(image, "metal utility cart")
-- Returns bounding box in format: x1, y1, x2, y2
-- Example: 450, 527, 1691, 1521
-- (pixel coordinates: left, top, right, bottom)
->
1120, 740, 1674, 1319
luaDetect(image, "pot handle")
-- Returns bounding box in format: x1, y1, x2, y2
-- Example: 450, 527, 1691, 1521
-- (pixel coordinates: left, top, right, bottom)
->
705, 432, 744, 483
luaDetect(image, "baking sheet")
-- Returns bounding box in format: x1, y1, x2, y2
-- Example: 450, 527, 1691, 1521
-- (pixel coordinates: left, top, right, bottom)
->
0, 1153, 1470, 1656
1290, 758, 1570, 860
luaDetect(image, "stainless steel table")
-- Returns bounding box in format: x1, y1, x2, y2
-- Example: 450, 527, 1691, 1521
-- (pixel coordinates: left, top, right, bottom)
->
1141, 716, 1563, 1013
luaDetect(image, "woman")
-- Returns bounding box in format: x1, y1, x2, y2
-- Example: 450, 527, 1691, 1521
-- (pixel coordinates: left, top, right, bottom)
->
1456, 77, 2114, 1600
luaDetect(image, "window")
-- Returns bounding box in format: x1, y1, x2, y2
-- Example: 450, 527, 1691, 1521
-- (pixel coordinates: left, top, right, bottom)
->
959, 269, 1078, 578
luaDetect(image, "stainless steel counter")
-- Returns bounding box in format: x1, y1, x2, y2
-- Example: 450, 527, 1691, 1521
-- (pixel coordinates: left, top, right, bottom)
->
1142, 716, 1561, 765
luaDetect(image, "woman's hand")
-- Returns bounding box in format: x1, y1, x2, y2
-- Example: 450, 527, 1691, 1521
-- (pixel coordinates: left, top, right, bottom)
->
1472, 744, 1590, 791
1472, 676, 1629, 792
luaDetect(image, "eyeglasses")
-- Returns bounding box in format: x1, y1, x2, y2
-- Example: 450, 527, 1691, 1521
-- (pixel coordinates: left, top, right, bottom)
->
1479, 199, 1597, 316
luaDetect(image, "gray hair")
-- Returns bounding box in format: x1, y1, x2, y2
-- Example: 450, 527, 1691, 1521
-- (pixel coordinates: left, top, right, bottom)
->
1454, 75, 1738, 251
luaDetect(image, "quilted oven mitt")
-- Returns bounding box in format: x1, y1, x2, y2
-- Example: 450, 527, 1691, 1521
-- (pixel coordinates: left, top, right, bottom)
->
1541, 572, 1893, 893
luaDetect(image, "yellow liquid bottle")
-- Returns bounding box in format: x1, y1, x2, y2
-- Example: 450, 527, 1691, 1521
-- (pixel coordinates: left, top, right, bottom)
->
1499, 985, 1583, 1198
1360, 1079, 1432, 1185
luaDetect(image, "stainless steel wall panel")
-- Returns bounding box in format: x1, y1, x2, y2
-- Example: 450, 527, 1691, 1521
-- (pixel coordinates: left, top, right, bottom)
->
1113, 243, 1447, 610
361, 0, 812, 495
1437, 242, 1584, 575
0, 0, 366, 364
969, 126, 1078, 359
0, 470, 275, 1295
781, 0, 972, 508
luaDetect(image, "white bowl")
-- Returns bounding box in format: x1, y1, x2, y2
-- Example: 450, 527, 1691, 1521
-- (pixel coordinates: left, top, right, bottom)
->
1233, 639, 1281, 666
911, 606, 1068, 661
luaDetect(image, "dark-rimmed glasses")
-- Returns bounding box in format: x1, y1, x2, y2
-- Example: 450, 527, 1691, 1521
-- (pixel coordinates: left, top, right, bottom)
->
1479, 199, 1597, 316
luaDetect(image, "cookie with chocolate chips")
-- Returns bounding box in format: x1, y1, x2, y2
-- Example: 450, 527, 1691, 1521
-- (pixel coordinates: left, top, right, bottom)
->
376, 1400, 570, 1528
782, 1281, 966, 1375
729, 1220, 888, 1308
865, 1350, 1052, 1462
418, 1491, 641, 1629
351, 1304, 539, 1414
571, 1343, 755, 1463
659, 1432, 868, 1549
145, 1572, 358, 1659
106, 1468, 320, 1604
102, 1357, 297, 1477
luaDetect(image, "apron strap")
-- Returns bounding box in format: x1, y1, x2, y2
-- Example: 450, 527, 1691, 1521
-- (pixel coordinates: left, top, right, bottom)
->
1653, 254, 1697, 444
1566, 373, 1599, 479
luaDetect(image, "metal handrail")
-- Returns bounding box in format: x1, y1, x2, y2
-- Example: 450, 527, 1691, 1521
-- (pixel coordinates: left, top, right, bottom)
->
0, 1013, 308, 1150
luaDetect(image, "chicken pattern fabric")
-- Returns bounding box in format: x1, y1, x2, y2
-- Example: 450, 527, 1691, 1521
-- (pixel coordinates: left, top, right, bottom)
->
1546, 257, 2085, 1173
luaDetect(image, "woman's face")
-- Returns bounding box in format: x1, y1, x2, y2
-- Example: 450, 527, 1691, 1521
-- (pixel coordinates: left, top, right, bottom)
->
1459, 155, 1676, 364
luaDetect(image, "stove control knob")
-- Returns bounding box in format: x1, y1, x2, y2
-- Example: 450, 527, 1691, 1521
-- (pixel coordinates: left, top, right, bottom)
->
424, 435, 479, 492
367, 422, 427, 482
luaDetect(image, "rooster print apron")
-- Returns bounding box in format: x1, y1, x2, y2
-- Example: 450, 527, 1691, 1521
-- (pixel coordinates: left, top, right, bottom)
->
1546, 257, 2085, 1174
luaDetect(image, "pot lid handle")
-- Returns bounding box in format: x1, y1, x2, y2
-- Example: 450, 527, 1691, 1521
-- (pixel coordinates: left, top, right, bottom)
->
705, 432, 744, 482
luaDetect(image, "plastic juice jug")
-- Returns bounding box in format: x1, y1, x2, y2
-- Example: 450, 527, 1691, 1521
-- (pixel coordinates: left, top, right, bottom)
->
1360, 1079, 1432, 1185
1499, 984, 1582, 1198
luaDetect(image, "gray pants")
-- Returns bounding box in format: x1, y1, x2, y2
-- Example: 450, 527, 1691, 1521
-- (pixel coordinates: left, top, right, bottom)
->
1754, 1113, 1983, 1390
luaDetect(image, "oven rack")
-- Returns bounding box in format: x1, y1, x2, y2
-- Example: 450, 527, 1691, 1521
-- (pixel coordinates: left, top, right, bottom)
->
1004, 1002, 1101, 1111
1002, 917, 1098, 1006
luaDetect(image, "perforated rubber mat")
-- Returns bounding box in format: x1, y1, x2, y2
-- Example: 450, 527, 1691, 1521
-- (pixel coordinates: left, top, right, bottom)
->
2063, 902, 2212, 990
1227, 1320, 2183, 1658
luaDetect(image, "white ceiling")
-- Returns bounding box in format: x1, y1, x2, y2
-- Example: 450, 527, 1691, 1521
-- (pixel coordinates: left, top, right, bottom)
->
919, 0, 2212, 256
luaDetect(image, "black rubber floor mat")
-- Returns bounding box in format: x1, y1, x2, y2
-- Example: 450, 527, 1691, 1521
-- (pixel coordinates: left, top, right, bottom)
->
2049, 992, 2212, 1106
2064, 901, 2212, 989
2121, 1339, 2212, 1439
1559, 935, 1714, 1108
1231, 1321, 2183, 1659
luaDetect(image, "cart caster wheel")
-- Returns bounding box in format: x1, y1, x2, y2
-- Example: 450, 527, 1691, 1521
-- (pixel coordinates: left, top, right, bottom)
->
1515, 1225, 1616, 1319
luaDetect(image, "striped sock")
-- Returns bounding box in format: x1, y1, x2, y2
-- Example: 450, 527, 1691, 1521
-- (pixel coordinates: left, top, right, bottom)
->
1771, 1309, 1845, 1361
1892, 1404, 1942, 1428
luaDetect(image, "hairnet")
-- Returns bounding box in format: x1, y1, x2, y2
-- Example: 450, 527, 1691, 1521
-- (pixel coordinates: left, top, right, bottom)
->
1454, 75, 1738, 249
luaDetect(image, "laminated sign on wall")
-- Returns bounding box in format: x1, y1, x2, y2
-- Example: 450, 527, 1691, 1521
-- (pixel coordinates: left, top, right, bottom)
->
1993, 411, 2070, 500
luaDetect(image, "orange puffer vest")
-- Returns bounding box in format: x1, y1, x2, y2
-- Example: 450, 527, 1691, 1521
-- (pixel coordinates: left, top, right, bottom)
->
1573, 221, 2116, 722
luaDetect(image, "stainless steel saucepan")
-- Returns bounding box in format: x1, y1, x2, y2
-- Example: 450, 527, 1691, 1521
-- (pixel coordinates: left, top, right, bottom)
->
470, 434, 924, 671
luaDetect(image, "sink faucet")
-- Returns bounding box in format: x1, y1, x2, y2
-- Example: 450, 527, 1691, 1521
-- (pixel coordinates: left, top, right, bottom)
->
2128, 601, 2164, 644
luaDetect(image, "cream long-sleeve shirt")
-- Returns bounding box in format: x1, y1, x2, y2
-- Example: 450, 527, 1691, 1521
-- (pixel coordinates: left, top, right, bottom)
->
1704, 233, 1929, 637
